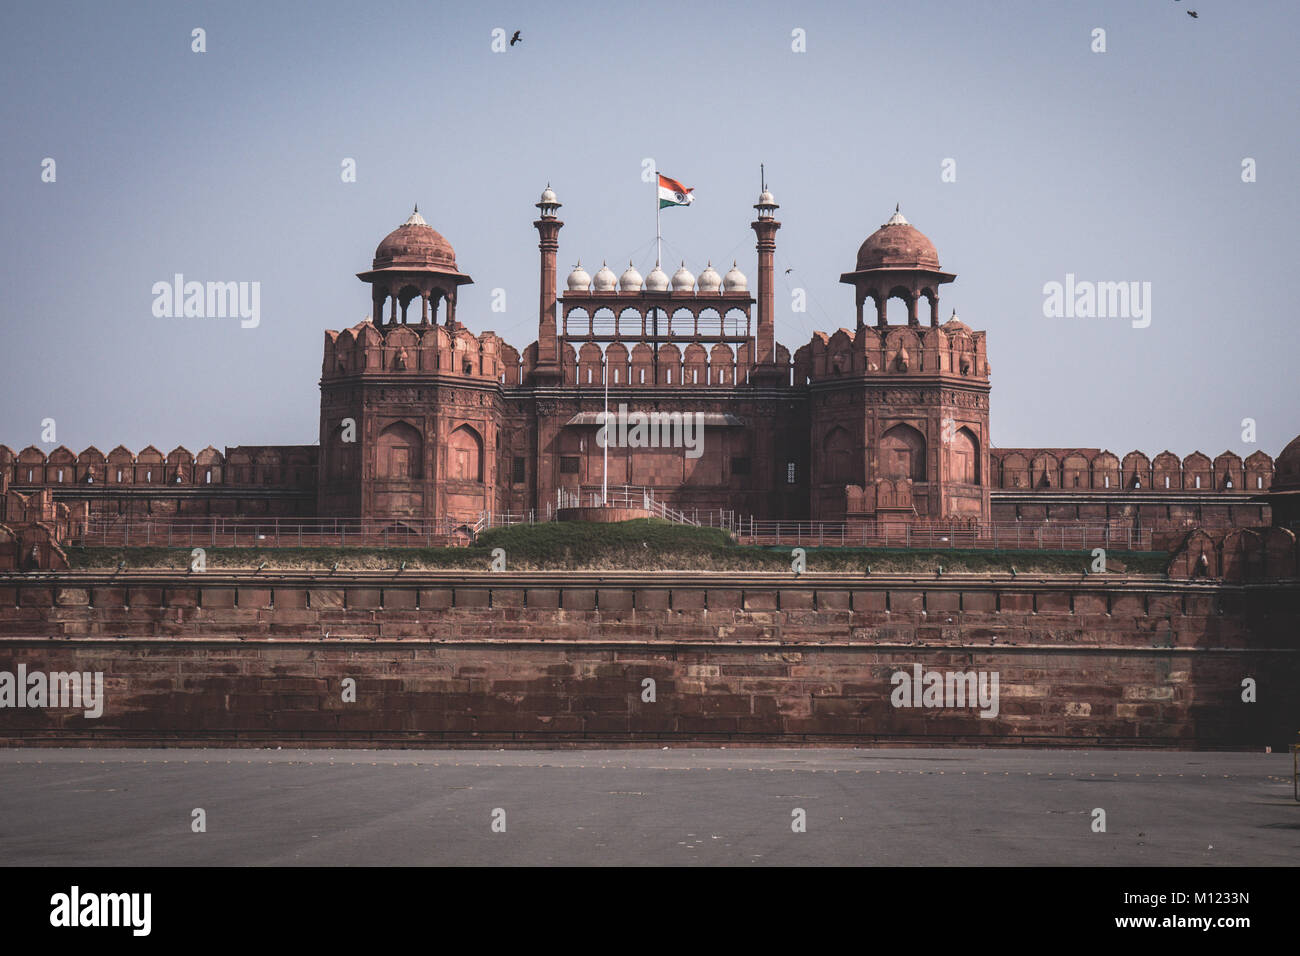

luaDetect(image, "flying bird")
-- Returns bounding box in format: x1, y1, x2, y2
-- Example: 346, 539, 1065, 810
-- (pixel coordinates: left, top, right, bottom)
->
1187, 9, 1198, 16
510, 30, 522, 45
784, 268, 793, 274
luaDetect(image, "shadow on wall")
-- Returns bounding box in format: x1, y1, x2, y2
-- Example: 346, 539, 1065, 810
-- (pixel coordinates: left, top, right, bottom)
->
1164, 526, 1298, 581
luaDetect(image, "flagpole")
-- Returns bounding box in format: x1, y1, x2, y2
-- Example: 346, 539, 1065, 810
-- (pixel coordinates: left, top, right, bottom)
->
654, 173, 661, 352
602, 355, 608, 505
656, 181, 662, 267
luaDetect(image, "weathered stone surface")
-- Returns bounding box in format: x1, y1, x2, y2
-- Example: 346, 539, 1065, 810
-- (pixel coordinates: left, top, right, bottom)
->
0, 575, 1295, 748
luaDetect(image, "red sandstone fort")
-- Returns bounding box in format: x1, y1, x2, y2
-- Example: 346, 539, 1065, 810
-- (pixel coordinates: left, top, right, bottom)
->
2, 186, 1299, 749
2, 186, 1299, 561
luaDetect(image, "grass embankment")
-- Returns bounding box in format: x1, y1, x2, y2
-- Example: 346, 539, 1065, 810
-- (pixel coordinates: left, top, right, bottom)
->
63, 519, 1168, 574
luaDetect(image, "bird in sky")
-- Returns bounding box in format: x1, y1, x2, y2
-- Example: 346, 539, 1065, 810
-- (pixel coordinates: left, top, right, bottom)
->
1187, 10, 1198, 17
510, 30, 522, 45
784, 268, 793, 274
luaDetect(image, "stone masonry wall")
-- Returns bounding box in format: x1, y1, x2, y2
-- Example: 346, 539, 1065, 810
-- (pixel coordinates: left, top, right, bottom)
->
0, 573, 1295, 748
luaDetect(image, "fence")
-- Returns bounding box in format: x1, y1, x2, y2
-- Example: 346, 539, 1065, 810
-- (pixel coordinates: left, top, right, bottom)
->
73, 516, 482, 549
724, 518, 1151, 551
556, 486, 701, 526
71, 508, 1152, 552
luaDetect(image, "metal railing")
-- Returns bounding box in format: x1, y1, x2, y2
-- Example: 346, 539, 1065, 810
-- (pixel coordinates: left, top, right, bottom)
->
70, 509, 1152, 552
556, 486, 701, 526
723, 518, 1150, 551
73, 516, 480, 549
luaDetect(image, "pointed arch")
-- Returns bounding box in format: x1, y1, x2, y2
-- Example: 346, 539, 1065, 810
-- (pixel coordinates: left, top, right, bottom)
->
377, 421, 423, 480
448, 424, 484, 482
949, 427, 980, 484
879, 423, 927, 481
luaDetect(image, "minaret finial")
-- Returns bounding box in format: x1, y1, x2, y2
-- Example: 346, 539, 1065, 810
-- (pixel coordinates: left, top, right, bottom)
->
895, 202, 899, 213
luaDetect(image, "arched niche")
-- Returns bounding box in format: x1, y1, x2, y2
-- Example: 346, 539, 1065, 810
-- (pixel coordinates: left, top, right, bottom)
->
879, 423, 927, 481
377, 421, 423, 480
448, 424, 484, 483
949, 427, 980, 484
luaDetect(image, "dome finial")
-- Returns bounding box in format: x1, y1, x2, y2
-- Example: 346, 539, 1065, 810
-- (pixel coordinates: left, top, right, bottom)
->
723, 261, 748, 292
645, 262, 670, 291
619, 260, 644, 292
883, 206, 910, 226
593, 261, 618, 291
536, 184, 561, 215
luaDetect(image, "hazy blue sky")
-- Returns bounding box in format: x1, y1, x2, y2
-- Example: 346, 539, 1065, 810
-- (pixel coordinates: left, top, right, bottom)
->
2, 0, 1296, 461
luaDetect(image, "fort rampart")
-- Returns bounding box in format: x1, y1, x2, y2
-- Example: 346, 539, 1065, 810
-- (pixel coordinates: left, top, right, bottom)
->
1, 571, 1295, 749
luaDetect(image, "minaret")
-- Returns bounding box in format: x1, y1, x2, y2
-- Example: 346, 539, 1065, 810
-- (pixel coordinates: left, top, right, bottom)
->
532, 185, 563, 385
750, 184, 781, 382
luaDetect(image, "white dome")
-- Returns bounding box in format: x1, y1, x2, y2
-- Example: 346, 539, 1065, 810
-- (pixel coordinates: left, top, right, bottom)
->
593, 261, 618, 292
723, 260, 748, 292
757, 189, 776, 206
619, 261, 643, 292
671, 261, 696, 292
539, 185, 558, 204
566, 261, 591, 292
645, 264, 670, 292
697, 261, 722, 293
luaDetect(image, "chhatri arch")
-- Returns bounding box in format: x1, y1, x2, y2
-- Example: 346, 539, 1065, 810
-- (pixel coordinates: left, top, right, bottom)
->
839, 207, 956, 329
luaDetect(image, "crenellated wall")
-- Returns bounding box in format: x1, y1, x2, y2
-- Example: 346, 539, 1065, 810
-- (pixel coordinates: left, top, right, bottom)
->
990, 447, 1274, 493
794, 320, 988, 382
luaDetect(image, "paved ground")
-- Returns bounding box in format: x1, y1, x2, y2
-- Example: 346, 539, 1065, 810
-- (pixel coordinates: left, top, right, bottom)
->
0, 748, 1295, 866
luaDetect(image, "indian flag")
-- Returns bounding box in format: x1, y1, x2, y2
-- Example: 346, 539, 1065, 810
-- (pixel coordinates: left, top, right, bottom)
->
657, 173, 694, 209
